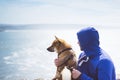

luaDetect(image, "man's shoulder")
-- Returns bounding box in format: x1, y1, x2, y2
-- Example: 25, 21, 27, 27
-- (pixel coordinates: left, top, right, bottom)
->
98, 52, 114, 67
99, 51, 112, 61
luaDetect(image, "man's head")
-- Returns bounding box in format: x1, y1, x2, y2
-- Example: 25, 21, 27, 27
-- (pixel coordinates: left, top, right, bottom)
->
77, 27, 100, 51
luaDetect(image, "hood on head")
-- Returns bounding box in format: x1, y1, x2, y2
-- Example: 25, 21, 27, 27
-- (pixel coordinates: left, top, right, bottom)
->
77, 27, 100, 57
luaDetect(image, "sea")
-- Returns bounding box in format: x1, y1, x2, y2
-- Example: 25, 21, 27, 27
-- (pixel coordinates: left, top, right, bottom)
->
0, 24, 120, 80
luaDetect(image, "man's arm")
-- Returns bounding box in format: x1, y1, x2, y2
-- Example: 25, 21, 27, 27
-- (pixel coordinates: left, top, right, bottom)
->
72, 59, 115, 80
97, 59, 115, 80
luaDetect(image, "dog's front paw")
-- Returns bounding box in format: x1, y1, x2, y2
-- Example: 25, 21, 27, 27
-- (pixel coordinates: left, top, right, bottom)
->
52, 77, 57, 80
52, 74, 62, 80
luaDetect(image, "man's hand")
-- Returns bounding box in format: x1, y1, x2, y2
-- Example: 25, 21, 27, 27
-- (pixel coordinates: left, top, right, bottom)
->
72, 68, 81, 79
54, 58, 60, 67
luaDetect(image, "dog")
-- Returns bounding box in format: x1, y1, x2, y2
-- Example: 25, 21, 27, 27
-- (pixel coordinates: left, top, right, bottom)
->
47, 36, 77, 80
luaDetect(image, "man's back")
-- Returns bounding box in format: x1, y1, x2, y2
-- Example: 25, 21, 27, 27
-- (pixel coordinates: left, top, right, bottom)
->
76, 27, 116, 80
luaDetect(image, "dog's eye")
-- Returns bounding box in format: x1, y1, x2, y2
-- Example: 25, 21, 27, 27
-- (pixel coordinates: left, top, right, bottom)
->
53, 40, 62, 48
57, 41, 61, 46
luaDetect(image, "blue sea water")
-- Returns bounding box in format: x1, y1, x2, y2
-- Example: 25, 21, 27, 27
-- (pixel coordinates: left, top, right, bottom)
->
0, 30, 56, 80
0, 24, 120, 80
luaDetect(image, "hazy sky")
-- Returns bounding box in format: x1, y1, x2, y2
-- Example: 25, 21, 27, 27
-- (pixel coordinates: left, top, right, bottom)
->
0, 0, 120, 26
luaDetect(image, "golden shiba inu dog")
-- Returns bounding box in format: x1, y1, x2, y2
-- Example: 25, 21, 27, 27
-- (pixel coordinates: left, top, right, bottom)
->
47, 36, 77, 80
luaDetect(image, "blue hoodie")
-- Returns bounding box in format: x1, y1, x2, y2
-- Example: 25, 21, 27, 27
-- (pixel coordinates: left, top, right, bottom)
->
77, 27, 116, 80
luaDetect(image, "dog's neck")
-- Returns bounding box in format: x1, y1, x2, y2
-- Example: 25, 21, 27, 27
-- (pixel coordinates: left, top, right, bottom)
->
58, 48, 72, 56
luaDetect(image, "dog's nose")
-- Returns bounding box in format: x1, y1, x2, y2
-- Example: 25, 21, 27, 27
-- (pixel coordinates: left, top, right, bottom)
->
47, 47, 50, 51
47, 47, 54, 52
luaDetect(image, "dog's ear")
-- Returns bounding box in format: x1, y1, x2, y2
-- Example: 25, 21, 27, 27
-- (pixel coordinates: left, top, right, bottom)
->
55, 36, 59, 41
55, 36, 61, 46
55, 36, 61, 43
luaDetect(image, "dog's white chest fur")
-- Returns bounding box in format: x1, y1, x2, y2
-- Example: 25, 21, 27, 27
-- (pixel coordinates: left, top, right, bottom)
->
62, 67, 71, 80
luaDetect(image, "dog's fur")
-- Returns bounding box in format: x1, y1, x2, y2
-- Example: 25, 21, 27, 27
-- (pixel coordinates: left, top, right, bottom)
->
47, 36, 77, 80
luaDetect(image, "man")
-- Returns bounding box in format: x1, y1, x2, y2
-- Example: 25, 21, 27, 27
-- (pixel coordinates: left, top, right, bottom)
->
55, 27, 116, 80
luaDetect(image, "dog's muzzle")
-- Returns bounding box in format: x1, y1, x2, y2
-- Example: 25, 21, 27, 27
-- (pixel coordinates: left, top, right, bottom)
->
47, 46, 54, 52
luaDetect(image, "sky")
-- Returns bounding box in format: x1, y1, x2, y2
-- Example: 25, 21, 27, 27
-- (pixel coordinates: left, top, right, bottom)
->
0, 0, 120, 26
